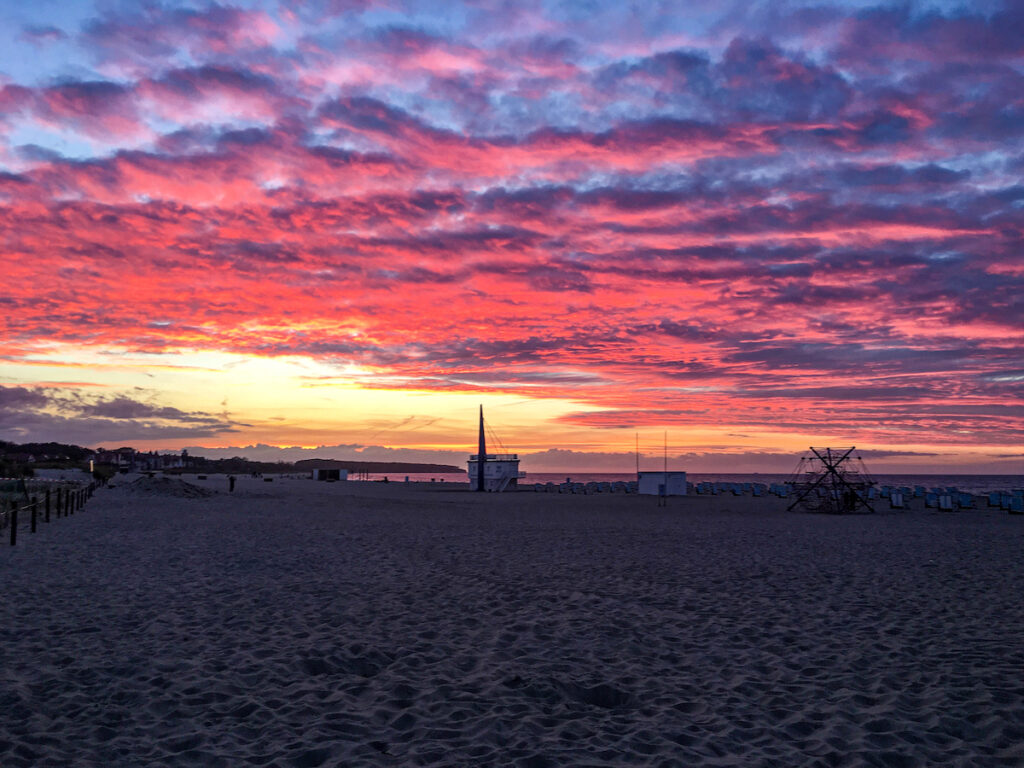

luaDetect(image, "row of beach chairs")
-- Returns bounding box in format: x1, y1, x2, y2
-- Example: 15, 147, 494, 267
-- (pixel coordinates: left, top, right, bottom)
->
692, 481, 786, 497
533, 481, 638, 494
529, 480, 1022, 512
989, 491, 1024, 513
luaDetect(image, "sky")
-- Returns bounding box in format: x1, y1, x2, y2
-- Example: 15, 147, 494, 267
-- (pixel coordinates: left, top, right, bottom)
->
0, 0, 1022, 474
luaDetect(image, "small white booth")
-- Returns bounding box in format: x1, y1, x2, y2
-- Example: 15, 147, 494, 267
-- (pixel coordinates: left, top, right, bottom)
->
638, 471, 688, 496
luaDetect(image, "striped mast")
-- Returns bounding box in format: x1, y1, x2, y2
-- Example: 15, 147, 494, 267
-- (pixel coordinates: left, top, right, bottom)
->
477, 404, 487, 492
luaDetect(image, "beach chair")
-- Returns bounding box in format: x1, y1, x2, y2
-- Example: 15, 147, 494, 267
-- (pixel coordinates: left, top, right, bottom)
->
925, 493, 937, 508
938, 495, 954, 511
890, 492, 905, 509
1010, 497, 1023, 515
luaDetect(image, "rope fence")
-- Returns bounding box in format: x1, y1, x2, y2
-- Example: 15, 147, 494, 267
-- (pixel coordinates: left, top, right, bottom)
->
0, 481, 96, 546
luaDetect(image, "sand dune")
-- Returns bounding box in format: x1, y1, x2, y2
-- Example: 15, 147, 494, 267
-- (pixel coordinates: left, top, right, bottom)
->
2, 476, 1022, 766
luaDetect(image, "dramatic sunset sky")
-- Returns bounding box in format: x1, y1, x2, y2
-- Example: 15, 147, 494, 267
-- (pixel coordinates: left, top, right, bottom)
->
1, 0, 1022, 473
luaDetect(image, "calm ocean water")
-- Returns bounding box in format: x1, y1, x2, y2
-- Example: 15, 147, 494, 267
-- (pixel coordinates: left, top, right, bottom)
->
356, 471, 1024, 495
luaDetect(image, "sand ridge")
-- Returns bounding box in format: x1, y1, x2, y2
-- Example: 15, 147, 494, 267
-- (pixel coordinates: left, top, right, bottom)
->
1, 476, 1022, 766
115, 475, 218, 499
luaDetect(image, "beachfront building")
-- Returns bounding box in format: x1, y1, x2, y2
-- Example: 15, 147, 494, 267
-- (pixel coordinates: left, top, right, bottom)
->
638, 471, 688, 496
468, 453, 522, 492
94, 448, 190, 472
467, 405, 524, 492
312, 468, 348, 481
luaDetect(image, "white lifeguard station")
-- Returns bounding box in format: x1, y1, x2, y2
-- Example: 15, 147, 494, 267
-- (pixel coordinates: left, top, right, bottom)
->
468, 406, 523, 492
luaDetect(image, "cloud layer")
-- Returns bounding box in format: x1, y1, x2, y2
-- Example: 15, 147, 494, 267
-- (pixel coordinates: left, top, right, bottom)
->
0, 1, 1022, 456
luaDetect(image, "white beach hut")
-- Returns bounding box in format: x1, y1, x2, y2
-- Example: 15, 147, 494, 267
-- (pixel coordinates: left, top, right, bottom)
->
638, 471, 688, 496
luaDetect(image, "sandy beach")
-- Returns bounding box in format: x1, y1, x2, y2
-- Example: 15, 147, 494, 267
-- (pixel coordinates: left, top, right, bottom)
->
2, 475, 1022, 766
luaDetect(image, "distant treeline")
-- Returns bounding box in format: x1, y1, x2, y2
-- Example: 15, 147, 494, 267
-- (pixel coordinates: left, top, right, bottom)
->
1, 440, 94, 462
293, 459, 462, 474
1, 440, 95, 476
179, 458, 462, 475
0, 440, 461, 477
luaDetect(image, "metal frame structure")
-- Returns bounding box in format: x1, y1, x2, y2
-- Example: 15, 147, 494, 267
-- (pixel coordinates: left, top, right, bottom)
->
787, 447, 876, 514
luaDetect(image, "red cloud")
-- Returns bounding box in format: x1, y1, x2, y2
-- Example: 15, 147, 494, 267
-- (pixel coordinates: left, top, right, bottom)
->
1, 3, 1022, 451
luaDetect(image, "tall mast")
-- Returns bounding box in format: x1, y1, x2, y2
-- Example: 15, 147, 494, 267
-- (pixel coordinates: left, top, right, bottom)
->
664, 430, 668, 484
477, 404, 487, 492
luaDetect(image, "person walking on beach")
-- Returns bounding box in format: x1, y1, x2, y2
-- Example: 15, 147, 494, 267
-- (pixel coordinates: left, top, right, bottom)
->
228, 475, 236, 492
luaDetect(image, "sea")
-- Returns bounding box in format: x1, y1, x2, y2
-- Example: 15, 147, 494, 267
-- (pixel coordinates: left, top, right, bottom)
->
353, 471, 1024, 495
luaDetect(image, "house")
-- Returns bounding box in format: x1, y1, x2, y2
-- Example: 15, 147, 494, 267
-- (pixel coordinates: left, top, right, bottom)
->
94, 448, 191, 472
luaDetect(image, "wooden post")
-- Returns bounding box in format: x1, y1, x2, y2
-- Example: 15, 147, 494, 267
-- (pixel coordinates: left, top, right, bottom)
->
56, 488, 63, 518
31, 496, 37, 533
69, 490, 75, 515
45, 488, 51, 523
10, 500, 17, 546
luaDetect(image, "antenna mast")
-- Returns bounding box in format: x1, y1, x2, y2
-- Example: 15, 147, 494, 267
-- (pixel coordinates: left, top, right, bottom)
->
476, 405, 487, 492
660, 431, 668, 506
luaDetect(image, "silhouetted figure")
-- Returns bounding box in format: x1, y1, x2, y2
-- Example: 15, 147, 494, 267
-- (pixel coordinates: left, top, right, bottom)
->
229, 475, 236, 492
